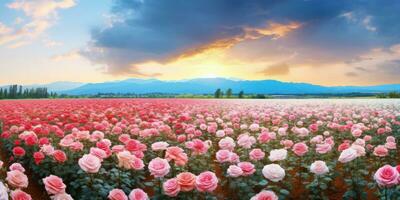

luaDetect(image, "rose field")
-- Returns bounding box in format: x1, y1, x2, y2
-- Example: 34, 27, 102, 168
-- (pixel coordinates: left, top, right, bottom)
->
0, 99, 400, 200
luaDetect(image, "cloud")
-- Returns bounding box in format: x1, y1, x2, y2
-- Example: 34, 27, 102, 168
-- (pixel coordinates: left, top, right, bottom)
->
51, 50, 81, 61
0, 0, 76, 48
82, 0, 400, 81
260, 63, 290, 76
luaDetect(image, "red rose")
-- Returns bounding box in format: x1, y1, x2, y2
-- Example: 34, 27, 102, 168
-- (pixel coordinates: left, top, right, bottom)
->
39, 137, 50, 146
52, 150, 67, 163
33, 152, 45, 165
13, 147, 25, 157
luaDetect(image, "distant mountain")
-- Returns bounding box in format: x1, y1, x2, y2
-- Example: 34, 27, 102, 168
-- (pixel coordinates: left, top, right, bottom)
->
61, 78, 400, 95
1, 81, 84, 92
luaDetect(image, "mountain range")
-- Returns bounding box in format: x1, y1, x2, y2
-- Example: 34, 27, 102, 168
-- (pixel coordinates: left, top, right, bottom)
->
2, 78, 400, 95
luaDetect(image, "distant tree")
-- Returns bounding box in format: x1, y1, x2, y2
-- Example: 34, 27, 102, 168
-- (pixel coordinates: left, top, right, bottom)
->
388, 92, 400, 98
226, 88, 232, 98
214, 88, 221, 98
238, 90, 244, 98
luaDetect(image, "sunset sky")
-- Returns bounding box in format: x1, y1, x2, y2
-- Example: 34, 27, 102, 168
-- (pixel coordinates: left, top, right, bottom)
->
1, 0, 400, 86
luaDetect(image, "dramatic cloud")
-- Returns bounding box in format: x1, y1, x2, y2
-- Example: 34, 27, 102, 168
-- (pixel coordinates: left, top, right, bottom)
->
0, 0, 76, 48
82, 0, 400, 78
260, 63, 290, 76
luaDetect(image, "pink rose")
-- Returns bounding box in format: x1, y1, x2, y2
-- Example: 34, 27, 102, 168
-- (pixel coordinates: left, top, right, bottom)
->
227, 165, 243, 177
165, 147, 188, 166
10, 189, 32, 200
218, 137, 235, 151
43, 175, 66, 195
195, 171, 218, 192
176, 172, 196, 192
78, 154, 102, 173
216, 150, 231, 163
237, 134, 256, 149
128, 189, 149, 200
292, 142, 308, 156
90, 147, 108, 160
108, 189, 128, 200
262, 164, 285, 182
374, 165, 399, 187
373, 145, 388, 157
6, 170, 28, 188
315, 143, 332, 154
237, 162, 256, 176
9, 163, 25, 173
249, 149, 265, 161
148, 158, 170, 178
163, 178, 180, 197
151, 142, 169, 151
250, 190, 278, 200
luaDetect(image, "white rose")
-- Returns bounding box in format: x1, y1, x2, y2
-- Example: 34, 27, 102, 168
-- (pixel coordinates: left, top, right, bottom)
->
0, 181, 8, 200
262, 164, 285, 182
310, 160, 329, 175
338, 148, 358, 163
268, 149, 287, 162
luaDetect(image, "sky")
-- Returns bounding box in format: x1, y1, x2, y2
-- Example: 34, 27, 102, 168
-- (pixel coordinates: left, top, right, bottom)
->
1, 0, 400, 86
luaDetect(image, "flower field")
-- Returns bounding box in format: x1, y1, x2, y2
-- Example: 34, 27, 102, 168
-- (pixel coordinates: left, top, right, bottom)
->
0, 99, 399, 200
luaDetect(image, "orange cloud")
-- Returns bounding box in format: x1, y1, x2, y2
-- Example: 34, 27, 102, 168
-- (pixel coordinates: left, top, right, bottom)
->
168, 22, 301, 62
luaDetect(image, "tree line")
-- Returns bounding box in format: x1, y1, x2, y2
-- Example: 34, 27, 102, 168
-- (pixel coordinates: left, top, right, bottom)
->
0, 85, 57, 99
214, 88, 245, 98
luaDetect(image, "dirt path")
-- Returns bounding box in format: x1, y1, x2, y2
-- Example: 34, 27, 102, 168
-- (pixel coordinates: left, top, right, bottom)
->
0, 141, 50, 200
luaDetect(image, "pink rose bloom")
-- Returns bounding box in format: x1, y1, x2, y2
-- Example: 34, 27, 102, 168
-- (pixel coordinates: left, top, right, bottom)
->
43, 175, 66, 195
176, 172, 196, 192
40, 144, 55, 156
338, 142, 350, 152
10, 189, 32, 200
385, 142, 397, 150
310, 160, 329, 175
257, 132, 271, 143
195, 171, 218, 192
112, 145, 125, 153
351, 129, 363, 137
310, 135, 323, 144
117, 151, 135, 170
227, 165, 243, 177
292, 142, 308, 156
218, 137, 235, 151
78, 154, 102, 173
9, 163, 25, 173
315, 143, 332, 154
237, 134, 256, 149
280, 139, 294, 149
131, 157, 145, 170
163, 178, 181, 197
216, 130, 225, 137
165, 147, 188, 166
250, 190, 278, 200
363, 135, 372, 142
386, 136, 396, 143
90, 147, 108, 160
6, 170, 28, 188
185, 139, 210, 155
216, 150, 232, 163
338, 148, 357, 163
374, 165, 399, 187
128, 189, 149, 200
148, 158, 170, 178
249, 149, 265, 161
351, 144, 366, 157
238, 162, 255, 176
377, 128, 386, 135
151, 142, 169, 151
249, 123, 260, 132
373, 145, 388, 157
108, 189, 128, 200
